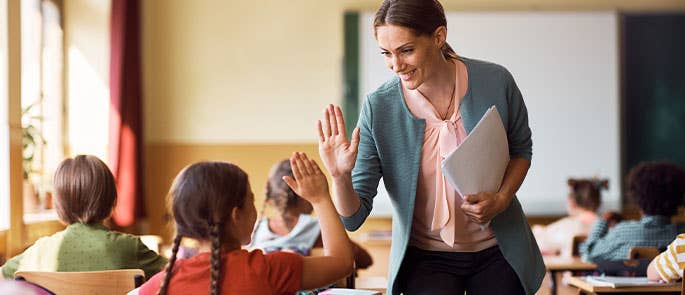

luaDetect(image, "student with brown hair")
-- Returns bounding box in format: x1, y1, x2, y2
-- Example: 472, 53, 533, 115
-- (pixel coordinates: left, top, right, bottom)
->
0, 155, 166, 279
250, 159, 373, 269
580, 162, 685, 262
533, 178, 608, 257
135, 152, 353, 295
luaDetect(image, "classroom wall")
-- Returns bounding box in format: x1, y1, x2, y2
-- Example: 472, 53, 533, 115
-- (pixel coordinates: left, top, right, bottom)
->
64, 0, 110, 160
141, 0, 685, 240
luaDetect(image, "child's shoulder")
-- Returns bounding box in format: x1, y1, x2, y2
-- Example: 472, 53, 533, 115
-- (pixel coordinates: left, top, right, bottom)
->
608, 219, 645, 235
241, 249, 302, 261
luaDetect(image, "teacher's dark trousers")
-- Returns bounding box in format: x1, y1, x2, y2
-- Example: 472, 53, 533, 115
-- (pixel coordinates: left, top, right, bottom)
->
396, 245, 525, 295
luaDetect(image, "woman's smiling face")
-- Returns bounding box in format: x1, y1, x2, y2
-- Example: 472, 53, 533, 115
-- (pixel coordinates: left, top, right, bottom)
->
375, 24, 444, 90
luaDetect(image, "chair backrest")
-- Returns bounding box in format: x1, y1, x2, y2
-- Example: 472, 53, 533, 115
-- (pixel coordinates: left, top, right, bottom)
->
627, 247, 660, 260
571, 234, 587, 257
15, 269, 145, 295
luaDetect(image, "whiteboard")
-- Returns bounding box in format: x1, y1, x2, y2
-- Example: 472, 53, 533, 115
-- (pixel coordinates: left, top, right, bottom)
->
359, 11, 620, 216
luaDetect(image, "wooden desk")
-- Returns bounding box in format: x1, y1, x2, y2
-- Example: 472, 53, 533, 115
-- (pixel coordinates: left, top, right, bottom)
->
567, 276, 680, 294
356, 276, 387, 295
544, 256, 597, 295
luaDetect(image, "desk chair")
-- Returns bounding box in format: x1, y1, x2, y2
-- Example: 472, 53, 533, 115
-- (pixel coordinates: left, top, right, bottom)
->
628, 247, 660, 260
15, 269, 145, 295
571, 234, 587, 257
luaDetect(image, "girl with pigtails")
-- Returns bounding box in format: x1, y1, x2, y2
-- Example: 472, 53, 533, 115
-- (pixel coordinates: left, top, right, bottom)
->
131, 152, 354, 295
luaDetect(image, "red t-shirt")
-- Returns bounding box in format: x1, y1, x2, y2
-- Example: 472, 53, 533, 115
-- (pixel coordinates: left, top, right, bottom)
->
139, 249, 303, 295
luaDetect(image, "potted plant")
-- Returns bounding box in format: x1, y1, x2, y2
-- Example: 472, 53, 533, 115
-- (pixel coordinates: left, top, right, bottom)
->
22, 102, 45, 213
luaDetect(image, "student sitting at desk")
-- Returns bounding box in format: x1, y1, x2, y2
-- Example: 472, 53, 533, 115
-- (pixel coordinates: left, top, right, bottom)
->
0, 155, 167, 279
250, 159, 373, 269
533, 178, 607, 257
648, 233, 685, 282
135, 154, 354, 295
580, 162, 685, 262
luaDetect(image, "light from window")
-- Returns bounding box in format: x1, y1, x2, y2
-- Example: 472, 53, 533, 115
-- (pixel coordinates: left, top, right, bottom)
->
20, 0, 64, 217
1, 0, 10, 230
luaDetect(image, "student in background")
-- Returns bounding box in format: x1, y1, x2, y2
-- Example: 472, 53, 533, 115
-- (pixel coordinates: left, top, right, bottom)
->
0, 155, 166, 279
647, 233, 685, 282
580, 162, 685, 262
533, 178, 608, 257
250, 159, 373, 269
134, 153, 353, 295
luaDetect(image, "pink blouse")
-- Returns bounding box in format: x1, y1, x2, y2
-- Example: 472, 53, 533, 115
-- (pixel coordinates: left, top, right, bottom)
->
404, 62, 497, 252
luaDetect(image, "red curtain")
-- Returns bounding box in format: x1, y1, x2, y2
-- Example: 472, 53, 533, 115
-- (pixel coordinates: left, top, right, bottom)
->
109, 0, 144, 227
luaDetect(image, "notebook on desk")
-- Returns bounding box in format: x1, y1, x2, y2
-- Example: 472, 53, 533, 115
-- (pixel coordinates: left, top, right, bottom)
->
585, 276, 678, 288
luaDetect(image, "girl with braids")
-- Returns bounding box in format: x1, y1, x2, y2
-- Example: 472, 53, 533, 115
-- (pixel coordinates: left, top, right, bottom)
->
133, 152, 354, 295
532, 178, 608, 257
250, 159, 373, 269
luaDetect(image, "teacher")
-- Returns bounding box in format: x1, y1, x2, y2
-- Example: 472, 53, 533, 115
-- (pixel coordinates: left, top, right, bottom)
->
317, 0, 544, 294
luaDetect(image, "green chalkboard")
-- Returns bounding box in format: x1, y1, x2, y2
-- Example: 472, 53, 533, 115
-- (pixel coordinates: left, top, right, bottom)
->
623, 13, 685, 176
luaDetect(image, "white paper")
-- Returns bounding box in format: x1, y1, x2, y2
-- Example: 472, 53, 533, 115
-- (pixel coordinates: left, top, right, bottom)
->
585, 276, 677, 288
441, 106, 510, 197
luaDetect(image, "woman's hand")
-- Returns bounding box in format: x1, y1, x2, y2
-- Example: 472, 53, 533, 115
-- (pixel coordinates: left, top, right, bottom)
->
460, 192, 510, 225
317, 104, 360, 177
282, 152, 330, 204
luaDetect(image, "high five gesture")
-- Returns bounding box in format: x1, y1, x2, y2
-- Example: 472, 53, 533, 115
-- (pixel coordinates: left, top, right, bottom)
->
317, 104, 360, 177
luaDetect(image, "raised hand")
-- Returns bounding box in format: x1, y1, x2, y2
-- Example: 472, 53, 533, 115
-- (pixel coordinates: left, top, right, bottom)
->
282, 152, 330, 204
317, 104, 360, 177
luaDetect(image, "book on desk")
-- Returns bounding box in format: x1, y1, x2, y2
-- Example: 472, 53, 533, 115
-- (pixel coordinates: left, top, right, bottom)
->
584, 276, 678, 288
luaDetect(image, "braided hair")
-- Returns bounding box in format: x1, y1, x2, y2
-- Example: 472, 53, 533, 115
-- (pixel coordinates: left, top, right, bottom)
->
158, 162, 249, 295
209, 223, 223, 295
157, 235, 182, 295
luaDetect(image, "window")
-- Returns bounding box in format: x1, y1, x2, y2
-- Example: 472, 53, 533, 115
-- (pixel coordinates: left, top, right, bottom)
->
1, 0, 10, 230
20, 0, 63, 218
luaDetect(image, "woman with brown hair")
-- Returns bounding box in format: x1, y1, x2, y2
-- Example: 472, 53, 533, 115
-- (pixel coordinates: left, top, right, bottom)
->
317, 0, 544, 294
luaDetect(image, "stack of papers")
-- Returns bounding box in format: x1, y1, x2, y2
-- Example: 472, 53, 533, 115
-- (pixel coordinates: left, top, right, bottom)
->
585, 276, 678, 288
441, 105, 509, 197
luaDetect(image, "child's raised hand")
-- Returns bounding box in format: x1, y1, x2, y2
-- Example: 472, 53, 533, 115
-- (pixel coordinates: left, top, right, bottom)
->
282, 152, 330, 204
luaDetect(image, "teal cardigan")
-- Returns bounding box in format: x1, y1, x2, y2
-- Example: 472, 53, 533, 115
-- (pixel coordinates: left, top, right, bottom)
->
342, 57, 545, 295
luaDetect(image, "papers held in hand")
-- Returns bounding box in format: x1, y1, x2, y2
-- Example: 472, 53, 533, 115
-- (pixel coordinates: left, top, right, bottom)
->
441, 105, 510, 198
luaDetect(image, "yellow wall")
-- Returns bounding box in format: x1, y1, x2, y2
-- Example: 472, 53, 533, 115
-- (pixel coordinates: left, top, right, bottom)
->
64, 0, 110, 160
142, 0, 344, 143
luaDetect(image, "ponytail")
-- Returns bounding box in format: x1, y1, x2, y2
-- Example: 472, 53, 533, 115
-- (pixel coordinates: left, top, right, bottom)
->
441, 42, 458, 60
